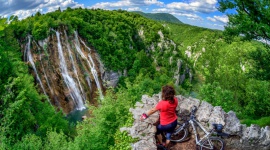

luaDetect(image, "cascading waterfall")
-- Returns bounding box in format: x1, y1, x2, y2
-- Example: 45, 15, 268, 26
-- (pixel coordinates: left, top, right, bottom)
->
74, 31, 104, 100
40, 59, 52, 93
34, 41, 54, 96
55, 31, 85, 110
86, 77, 92, 91
64, 31, 86, 103
26, 36, 51, 105
87, 53, 104, 99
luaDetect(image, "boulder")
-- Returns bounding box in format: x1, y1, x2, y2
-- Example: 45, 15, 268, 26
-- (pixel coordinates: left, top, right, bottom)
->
121, 94, 270, 150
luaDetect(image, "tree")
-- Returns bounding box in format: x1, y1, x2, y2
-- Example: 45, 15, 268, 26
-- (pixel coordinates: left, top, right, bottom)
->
0, 17, 7, 37
0, 21, 69, 146
218, 0, 270, 41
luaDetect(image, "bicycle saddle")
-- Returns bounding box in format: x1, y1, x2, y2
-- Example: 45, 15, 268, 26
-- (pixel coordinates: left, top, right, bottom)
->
213, 123, 223, 133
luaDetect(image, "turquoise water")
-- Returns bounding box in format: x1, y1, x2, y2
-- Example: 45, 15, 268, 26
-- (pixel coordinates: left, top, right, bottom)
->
66, 108, 88, 124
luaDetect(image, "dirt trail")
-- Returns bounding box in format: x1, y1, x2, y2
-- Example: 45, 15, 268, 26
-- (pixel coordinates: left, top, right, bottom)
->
169, 139, 196, 150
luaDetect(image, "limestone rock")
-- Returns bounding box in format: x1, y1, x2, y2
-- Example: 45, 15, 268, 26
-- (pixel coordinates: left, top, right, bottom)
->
208, 106, 226, 127
197, 101, 213, 123
121, 94, 270, 150
224, 111, 242, 136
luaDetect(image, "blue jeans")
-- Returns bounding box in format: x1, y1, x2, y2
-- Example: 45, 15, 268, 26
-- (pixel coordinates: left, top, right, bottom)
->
156, 119, 177, 140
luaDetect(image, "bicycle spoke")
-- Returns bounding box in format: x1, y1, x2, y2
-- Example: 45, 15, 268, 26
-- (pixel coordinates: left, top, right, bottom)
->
170, 127, 188, 142
200, 137, 224, 150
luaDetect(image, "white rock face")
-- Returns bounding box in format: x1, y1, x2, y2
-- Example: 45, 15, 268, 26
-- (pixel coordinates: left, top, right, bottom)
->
121, 94, 270, 150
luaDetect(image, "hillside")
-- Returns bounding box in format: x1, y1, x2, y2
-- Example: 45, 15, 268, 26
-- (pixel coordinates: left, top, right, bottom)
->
165, 22, 270, 126
132, 11, 182, 24
0, 8, 269, 150
0, 8, 192, 149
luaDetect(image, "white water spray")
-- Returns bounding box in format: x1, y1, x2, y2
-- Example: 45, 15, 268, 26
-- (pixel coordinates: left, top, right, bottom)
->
74, 31, 104, 100
64, 31, 86, 103
34, 41, 54, 96
26, 36, 51, 105
55, 31, 85, 110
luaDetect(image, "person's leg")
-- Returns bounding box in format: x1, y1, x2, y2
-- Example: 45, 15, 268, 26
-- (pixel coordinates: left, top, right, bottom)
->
165, 139, 170, 147
156, 124, 165, 145
165, 133, 172, 147
157, 120, 177, 147
164, 120, 178, 147
156, 134, 163, 144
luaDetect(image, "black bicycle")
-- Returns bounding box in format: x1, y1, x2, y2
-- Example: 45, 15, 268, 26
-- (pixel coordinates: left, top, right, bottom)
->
170, 105, 229, 150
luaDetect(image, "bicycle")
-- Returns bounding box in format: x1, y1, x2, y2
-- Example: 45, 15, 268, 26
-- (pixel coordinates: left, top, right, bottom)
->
170, 105, 229, 150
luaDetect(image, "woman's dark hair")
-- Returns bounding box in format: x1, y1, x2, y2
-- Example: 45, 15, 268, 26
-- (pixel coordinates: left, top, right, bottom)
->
161, 85, 175, 104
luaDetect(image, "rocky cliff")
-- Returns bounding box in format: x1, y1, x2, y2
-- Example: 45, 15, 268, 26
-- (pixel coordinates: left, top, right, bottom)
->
21, 26, 192, 114
21, 27, 112, 113
121, 94, 270, 150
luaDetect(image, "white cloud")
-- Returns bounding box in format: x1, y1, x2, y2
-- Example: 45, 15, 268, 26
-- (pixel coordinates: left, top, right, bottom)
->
0, 0, 84, 19
172, 12, 202, 20
153, 8, 202, 21
12, 9, 42, 19
166, 0, 217, 13
127, 7, 142, 11
90, 0, 164, 9
207, 15, 228, 23
91, 1, 131, 9
0, 0, 226, 30
207, 17, 216, 22
144, 0, 164, 6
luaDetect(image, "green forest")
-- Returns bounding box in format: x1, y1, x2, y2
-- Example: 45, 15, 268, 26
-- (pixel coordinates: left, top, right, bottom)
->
0, 2, 270, 149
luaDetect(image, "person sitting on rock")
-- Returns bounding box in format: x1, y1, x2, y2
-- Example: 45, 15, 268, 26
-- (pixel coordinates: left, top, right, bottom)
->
140, 85, 178, 148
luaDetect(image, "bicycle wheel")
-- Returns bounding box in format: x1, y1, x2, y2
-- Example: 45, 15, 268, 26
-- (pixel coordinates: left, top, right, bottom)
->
170, 124, 188, 142
200, 137, 224, 150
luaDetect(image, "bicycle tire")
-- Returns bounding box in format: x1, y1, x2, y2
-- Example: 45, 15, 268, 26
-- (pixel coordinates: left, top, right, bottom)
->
200, 137, 224, 150
170, 123, 188, 142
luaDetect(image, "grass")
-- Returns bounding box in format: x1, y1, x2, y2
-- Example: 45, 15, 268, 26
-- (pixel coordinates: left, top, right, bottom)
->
241, 116, 270, 127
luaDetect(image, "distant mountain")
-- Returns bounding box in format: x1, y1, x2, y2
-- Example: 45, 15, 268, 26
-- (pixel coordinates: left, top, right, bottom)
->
132, 11, 182, 24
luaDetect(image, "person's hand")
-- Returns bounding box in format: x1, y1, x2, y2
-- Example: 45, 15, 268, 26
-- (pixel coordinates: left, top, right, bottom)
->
140, 113, 148, 121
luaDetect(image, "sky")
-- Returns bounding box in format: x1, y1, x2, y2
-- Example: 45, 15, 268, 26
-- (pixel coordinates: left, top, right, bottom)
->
0, 0, 229, 30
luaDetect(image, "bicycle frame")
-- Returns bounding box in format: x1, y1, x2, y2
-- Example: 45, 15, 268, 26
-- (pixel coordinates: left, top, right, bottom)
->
190, 119, 215, 149
172, 106, 225, 150
188, 110, 221, 149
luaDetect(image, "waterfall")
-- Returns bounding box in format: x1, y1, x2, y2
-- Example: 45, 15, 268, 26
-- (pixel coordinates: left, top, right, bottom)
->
34, 41, 54, 96
41, 61, 52, 93
64, 31, 86, 103
86, 76, 92, 91
55, 31, 85, 110
87, 54, 104, 99
74, 31, 104, 100
26, 36, 51, 105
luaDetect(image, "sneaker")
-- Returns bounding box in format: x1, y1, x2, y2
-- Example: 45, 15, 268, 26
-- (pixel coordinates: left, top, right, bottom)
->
157, 144, 167, 150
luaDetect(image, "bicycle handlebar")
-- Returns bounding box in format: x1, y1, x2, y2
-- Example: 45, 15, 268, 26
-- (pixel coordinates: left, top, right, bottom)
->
191, 105, 197, 114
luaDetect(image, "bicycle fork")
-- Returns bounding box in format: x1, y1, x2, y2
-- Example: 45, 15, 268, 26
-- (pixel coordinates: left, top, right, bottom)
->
190, 120, 214, 149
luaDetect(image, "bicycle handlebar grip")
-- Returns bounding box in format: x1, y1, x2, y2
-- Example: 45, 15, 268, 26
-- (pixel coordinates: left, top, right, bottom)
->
191, 105, 197, 113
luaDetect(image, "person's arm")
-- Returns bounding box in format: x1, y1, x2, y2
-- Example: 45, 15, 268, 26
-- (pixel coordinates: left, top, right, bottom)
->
140, 107, 158, 121
146, 107, 158, 116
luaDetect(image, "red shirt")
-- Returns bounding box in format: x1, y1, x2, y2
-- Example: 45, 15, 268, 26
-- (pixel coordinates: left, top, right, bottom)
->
155, 97, 178, 125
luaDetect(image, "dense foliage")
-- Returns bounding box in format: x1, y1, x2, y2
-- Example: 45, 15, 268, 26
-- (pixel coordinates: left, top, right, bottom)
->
0, 9, 178, 149
166, 22, 270, 122
12, 8, 168, 73
218, 0, 270, 41
1, 6, 270, 150
0, 18, 69, 147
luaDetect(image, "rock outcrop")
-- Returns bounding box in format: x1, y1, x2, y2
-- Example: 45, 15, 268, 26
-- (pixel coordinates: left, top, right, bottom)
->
121, 94, 270, 150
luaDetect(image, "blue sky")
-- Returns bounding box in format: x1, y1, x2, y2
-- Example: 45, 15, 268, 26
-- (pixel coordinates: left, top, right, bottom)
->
0, 0, 229, 30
